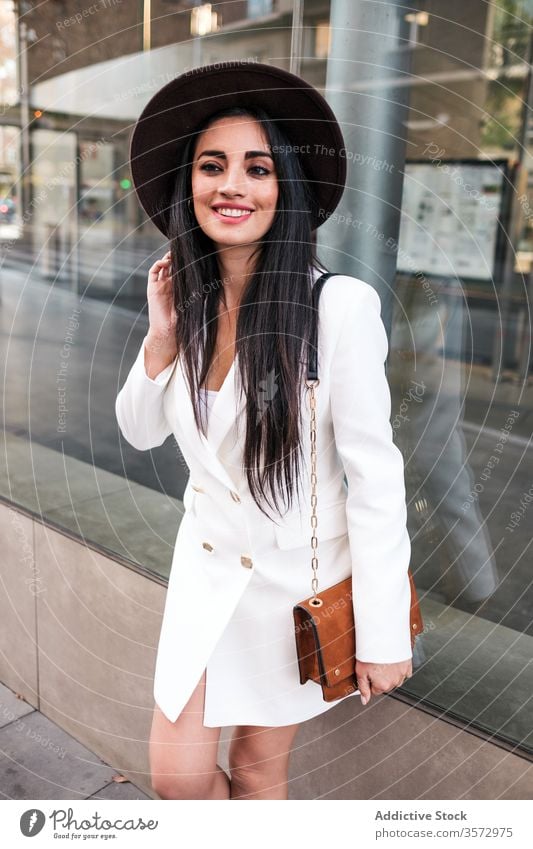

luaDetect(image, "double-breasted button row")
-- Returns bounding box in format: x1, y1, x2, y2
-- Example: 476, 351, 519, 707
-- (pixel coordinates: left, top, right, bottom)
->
194, 483, 249, 565
200, 544, 253, 569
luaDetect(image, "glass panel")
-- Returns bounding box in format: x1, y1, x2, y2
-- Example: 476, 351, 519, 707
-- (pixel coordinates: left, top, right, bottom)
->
2, 0, 531, 756
0, 125, 21, 239
0, 1, 18, 107
30, 129, 77, 285
314, 21, 331, 59
313, 0, 533, 754
247, 0, 274, 17
78, 139, 120, 299
0, 1, 294, 582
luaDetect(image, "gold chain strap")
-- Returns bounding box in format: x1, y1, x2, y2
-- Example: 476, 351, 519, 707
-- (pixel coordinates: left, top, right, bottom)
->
306, 378, 323, 608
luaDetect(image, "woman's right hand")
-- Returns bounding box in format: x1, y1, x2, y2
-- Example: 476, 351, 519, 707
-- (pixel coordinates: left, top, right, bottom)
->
146, 250, 178, 359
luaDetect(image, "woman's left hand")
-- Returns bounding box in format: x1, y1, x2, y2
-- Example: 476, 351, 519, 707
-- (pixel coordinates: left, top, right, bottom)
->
355, 658, 413, 705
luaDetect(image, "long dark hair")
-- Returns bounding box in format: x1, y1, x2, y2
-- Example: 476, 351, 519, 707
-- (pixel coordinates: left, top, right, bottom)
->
167, 105, 329, 521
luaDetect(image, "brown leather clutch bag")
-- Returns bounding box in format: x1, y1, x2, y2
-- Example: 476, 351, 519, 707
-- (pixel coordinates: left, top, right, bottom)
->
293, 572, 423, 701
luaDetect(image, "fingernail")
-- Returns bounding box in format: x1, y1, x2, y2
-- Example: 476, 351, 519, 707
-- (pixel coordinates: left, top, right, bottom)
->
361, 696, 367, 705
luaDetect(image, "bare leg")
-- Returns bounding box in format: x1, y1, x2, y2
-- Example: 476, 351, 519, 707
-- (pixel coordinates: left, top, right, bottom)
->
149, 669, 230, 799
228, 722, 301, 800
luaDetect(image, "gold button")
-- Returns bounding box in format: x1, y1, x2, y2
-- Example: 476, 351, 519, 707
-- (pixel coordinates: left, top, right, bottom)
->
240, 555, 253, 569
192, 485, 205, 493
334, 668, 340, 676
202, 541, 214, 552
230, 490, 241, 503
412, 623, 418, 630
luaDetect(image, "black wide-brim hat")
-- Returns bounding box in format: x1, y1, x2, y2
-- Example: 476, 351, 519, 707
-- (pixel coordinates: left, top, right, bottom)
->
129, 61, 347, 237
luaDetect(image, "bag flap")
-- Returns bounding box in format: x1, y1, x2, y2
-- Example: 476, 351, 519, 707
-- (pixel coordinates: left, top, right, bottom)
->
297, 577, 355, 686
295, 571, 423, 683
293, 606, 321, 684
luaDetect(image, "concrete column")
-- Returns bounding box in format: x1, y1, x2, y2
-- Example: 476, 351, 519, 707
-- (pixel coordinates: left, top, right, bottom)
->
317, 0, 414, 328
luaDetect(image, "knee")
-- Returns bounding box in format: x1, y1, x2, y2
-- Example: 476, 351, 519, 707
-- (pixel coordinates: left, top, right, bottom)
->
229, 748, 289, 799
151, 769, 216, 800
230, 762, 288, 800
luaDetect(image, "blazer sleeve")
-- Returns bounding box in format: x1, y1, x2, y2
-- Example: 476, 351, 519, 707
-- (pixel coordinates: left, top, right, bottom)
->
329, 284, 413, 663
115, 334, 177, 450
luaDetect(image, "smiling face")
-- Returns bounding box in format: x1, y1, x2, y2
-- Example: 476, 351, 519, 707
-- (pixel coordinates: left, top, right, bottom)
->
190, 115, 279, 253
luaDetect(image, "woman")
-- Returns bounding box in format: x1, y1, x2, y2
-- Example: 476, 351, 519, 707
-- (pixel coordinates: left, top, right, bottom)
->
116, 62, 413, 800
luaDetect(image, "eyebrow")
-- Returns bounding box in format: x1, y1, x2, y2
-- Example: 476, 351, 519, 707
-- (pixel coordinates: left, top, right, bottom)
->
197, 149, 274, 160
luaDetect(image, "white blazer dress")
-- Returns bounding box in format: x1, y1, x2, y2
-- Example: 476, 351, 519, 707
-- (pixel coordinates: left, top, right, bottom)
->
115, 268, 413, 728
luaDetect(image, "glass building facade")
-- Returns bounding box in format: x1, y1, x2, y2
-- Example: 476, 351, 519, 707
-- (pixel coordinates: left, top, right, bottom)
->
1, 0, 532, 756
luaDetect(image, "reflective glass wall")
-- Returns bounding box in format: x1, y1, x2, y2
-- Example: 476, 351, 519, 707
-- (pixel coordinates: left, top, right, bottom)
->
314, 0, 533, 754
0, 0, 531, 754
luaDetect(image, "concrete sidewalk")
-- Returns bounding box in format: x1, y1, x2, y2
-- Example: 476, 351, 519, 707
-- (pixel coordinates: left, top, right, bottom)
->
0, 682, 151, 800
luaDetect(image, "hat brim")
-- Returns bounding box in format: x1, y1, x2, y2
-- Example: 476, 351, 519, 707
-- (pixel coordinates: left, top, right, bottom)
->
129, 61, 346, 237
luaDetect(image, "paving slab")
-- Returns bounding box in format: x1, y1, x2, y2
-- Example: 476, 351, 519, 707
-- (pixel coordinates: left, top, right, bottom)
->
0, 684, 149, 800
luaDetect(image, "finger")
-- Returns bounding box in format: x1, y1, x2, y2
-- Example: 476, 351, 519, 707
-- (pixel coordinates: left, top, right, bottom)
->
149, 262, 169, 275
358, 672, 372, 705
149, 261, 172, 278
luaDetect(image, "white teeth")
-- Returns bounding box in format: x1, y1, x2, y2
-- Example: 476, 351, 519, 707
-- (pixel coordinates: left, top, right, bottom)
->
215, 207, 252, 217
